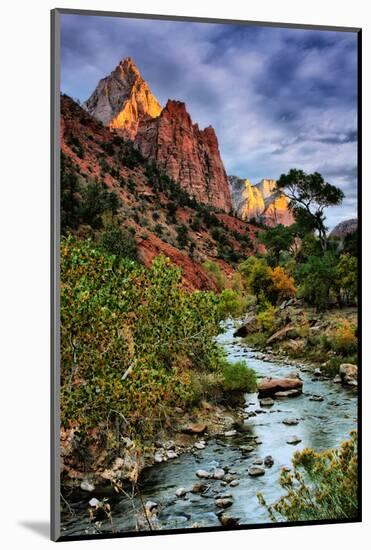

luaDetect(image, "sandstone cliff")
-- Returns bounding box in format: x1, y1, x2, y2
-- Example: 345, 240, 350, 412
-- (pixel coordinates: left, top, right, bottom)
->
135, 100, 232, 211
330, 218, 358, 239
83, 57, 162, 140
229, 176, 294, 227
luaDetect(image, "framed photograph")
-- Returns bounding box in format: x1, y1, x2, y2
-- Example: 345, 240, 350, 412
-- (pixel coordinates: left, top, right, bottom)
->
51, 8, 361, 542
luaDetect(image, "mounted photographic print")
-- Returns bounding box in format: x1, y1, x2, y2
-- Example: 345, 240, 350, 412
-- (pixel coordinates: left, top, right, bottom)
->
51, 8, 361, 541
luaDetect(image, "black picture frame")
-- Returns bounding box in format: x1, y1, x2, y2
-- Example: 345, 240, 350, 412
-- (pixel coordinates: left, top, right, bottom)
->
51, 8, 362, 542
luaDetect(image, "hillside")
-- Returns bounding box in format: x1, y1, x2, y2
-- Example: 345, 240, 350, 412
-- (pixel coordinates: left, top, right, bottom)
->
61, 94, 261, 290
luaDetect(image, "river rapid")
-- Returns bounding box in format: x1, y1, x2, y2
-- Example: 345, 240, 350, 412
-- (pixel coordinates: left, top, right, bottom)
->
61, 320, 357, 537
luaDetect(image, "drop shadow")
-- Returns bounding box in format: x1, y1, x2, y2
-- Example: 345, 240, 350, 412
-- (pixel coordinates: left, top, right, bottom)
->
18, 521, 50, 539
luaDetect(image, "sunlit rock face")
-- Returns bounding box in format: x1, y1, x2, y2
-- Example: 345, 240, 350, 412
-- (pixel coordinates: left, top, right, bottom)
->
135, 100, 232, 212
83, 57, 162, 140
228, 176, 294, 226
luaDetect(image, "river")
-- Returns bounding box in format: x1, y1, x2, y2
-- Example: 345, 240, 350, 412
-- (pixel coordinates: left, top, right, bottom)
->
61, 320, 357, 537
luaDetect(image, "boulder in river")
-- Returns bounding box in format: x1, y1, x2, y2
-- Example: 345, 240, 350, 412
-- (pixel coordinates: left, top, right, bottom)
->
339, 363, 358, 386
248, 466, 265, 477
196, 469, 210, 479
213, 468, 226, 480
145, 501, 159, 514
230, 479, 240, 487
215, 497, 234, 508
181, 423, 207, 435
259, 397, 274, 407
282, 418, 299, 426
175, 487, 188, 497
258, 377, 303, 398
264, 455, 274, 468
218, 514, 240, 527
286, 436, 302, 445
309, 394, 324, 402
191, 482, 208, 493
274, 389, 302, 398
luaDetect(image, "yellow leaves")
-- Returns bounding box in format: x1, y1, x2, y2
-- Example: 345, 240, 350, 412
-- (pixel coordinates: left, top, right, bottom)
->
267, 265, 297, 300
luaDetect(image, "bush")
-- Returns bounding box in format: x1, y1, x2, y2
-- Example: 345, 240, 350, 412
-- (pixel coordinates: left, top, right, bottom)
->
256, 303, 277, 332
245, 332, 269, 348
61, 238, 227, 445
222, 361, 257, 393
330, 320, 357, 355
218, 289, 248, 318
258, 431, 358, 521
100, 224, 137, 261
202, 260, 227, 290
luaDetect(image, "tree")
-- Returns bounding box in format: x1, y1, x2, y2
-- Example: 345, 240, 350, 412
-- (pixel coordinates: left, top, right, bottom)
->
335, 253, 357, 305
276, 169, 344, 251
259, 225, 295, 265
267, 266, 297, 304
100, 224, 137, 262
296, 252, 337, 310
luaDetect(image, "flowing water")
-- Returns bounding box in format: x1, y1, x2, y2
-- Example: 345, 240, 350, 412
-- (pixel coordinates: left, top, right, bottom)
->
61, 321, 357, 537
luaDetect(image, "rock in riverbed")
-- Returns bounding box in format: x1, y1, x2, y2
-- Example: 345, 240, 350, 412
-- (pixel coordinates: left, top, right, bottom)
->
282, 418, 299, 426
181, 423, 207, 435
215, 497, 233, 508
218, 514, 240, 527
286, 436, 302, 445
248, 466, 265, 477
309, 395, 324, 402
191, 482, 208, 493
264, 455, 274, 467
176, 487, 188, 497
80, 480, 95, 492
196, 469, 210, 479
259, 397, 274, 407
213, 468, 225, 480
258, 377, 303, 398
339, 363, 358, 386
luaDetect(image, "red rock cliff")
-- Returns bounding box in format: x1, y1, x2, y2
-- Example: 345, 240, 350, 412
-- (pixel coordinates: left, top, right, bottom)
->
135, 100, 232, 212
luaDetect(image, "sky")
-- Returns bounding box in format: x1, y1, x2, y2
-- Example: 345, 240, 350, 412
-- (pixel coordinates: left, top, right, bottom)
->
60, 14, 359, 228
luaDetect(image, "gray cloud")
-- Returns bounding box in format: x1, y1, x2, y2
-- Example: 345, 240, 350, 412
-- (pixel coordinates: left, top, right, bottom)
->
61, 14, 358, 229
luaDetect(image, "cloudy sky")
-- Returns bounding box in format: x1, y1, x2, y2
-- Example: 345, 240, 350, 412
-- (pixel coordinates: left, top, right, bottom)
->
60, 13, 359, 228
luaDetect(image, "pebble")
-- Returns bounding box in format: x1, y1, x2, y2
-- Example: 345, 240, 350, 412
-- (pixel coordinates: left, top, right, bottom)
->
154, 452, 163, 463
253, 459, 264, 465
194, 441, 206, 450
218, 515, 240, 527
88, 498, 100, 507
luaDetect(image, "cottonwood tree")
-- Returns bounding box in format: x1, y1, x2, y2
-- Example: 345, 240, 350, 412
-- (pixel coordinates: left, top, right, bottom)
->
276, 169, 344, 251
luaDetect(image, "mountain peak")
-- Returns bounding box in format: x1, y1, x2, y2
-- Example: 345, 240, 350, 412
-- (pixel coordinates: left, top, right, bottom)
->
83, 57, 162, 139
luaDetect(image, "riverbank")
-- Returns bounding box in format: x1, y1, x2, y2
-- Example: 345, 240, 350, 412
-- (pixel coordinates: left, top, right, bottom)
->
61, 320, 357, 537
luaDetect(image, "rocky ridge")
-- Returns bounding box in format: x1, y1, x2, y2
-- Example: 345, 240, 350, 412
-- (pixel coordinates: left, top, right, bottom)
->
83, 57, 162, 140
229, 176, 294, 226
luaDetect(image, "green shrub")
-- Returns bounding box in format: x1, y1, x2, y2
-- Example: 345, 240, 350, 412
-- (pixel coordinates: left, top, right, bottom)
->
100, 224, 137, 261
244, 332, 269, 348
218, 289, 248, 318
256, 303, 277, 332
202, 260, 227, 290
222, 361, 257, 393
258, 431, 358, 521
